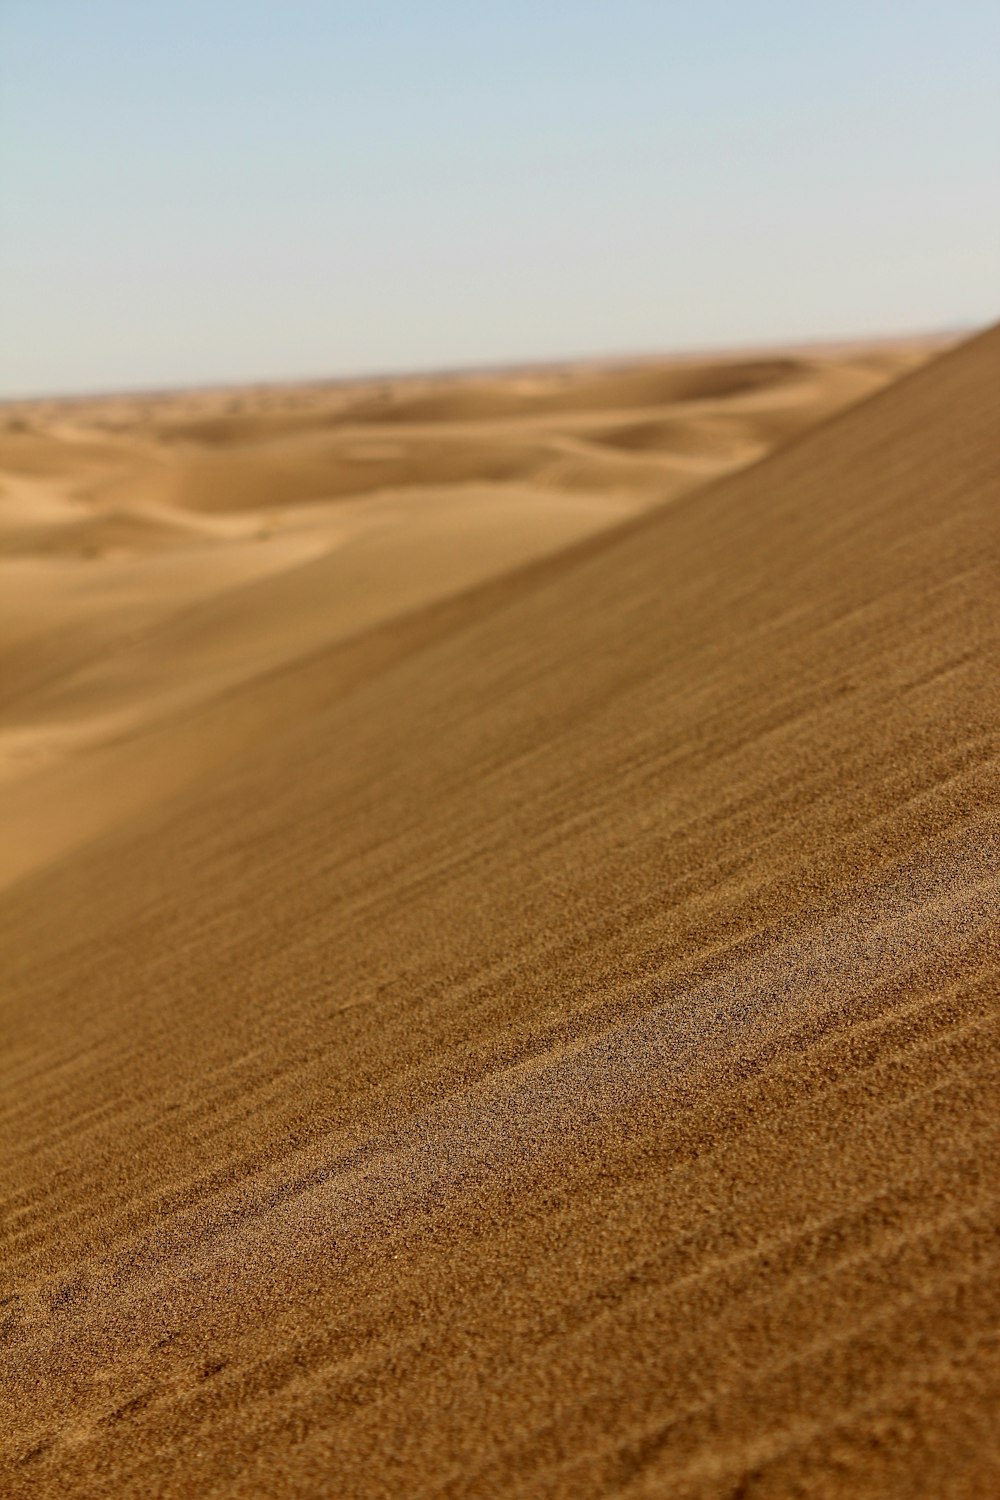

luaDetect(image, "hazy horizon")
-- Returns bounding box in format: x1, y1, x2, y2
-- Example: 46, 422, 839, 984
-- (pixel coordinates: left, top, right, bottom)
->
0, 320, 976, 408
3, 1, 998, 399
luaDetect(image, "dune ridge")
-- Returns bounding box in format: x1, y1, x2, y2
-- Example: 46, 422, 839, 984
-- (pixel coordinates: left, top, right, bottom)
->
1, 327, 997, 1497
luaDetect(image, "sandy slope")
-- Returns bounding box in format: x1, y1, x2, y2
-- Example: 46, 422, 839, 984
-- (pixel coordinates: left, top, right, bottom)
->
0, 328, 997, 1498
0, 339, 936, 889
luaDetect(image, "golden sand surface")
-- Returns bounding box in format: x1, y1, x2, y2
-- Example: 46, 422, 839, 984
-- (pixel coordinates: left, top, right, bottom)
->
0, 328, 996, 1497
0, 337, 937, 888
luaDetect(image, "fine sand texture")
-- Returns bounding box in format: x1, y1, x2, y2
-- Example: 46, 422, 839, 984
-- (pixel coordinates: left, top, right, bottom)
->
0, 327, 997, 1498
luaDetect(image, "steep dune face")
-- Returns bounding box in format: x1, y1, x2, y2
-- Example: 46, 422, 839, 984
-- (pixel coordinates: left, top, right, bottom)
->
1, 328, 997, 1498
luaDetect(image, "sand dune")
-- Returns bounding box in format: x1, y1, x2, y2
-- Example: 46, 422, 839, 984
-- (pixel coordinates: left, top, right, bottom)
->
1, 327, 997, 1498
0, 337, 935, 882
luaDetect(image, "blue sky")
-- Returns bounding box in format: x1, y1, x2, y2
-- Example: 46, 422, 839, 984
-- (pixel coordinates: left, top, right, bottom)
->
2, 1, 998, 396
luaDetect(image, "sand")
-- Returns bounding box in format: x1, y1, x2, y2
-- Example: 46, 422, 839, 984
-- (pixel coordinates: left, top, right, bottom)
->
0, 339, 939, 893
0, 328, 996, 1497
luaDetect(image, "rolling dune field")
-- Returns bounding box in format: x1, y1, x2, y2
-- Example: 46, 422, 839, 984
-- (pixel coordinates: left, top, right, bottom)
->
0, 339, 936, 890
1, 328, 997, 1498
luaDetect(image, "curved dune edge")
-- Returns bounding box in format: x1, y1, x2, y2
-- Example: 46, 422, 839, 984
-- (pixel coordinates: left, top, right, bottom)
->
1, 327, 997, 1497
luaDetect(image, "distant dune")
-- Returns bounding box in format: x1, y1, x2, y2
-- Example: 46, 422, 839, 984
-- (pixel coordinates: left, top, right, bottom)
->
1, 327, 997, 1498
0, 337, 938, 888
